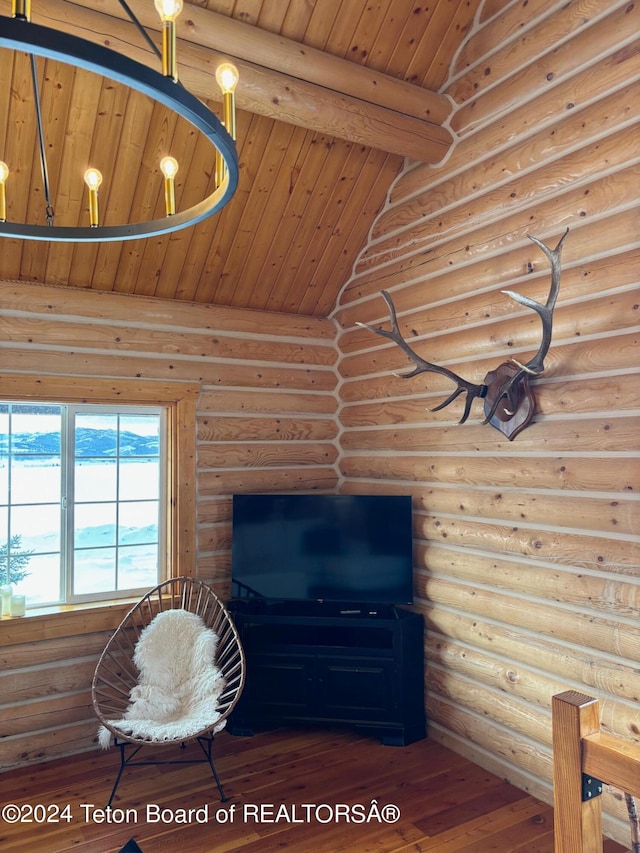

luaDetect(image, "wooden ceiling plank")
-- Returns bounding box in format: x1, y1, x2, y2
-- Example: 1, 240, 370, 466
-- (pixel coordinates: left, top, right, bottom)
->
98, 96, 180, 297
254, 0, 292, 35
214, 121, 308, 308
150, 113, 204, 301
277, 0, 319, 42
335, 0, 396, 67
131, 103, 204, 300
410, 0, 479, 92
186, 110, 274, 305
89, 86, 154, 293
0, 54, 26, 282
263, 138, 364, 314
41, 61, 105, 287
241, 130, 342, 312
67, 74, 136, 290
290, 147, 400, 316
357, 2, 421, 80
17, 56, 73, 287
300, 149, 401, 316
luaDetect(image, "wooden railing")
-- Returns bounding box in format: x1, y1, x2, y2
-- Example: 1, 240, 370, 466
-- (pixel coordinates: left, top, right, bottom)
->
552, 691, 640, 853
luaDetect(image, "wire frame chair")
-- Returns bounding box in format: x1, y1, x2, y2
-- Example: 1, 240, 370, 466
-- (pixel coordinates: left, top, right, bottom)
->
91, 577, 245, 807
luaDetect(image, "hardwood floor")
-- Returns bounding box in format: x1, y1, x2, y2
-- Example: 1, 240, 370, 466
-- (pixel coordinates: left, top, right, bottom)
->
0, 727, 630, 853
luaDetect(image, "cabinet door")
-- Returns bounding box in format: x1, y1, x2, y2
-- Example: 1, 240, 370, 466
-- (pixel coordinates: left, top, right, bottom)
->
245, 652, 316, 715
316, 656, 396, 722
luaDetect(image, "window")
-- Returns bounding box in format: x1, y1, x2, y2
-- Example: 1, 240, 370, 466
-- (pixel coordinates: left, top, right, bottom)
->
0, 402, 166, 607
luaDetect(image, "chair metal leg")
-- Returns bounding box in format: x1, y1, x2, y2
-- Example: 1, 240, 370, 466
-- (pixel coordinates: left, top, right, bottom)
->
106, 740, 129, 808
197, 736, 228, 802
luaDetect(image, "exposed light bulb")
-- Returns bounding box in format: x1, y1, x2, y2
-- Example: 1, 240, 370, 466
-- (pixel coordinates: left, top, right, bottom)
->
160, 156, 179, 180
0, 161, 8, 184
84, 168, 102, 227
155, 0, 182, 80
84, 168, 103, 191
160, 157, 179, 216
215, 63, 239, 94
216, 63, 239, 152
154, 0, 183, 22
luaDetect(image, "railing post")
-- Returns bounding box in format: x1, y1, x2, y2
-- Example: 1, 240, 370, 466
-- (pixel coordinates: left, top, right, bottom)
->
552, 691, 603, 853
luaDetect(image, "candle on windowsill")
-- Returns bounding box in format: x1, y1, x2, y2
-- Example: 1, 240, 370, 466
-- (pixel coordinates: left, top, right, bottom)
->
0, 584, 12, 617
10, 595, 25, 617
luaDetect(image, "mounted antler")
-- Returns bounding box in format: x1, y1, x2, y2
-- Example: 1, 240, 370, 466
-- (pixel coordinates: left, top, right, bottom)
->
356, 291, 488, 424
356, 229, 569, 440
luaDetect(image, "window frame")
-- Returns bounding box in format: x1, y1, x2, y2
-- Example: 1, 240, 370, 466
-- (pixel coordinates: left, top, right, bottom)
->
0, 374, 198, 631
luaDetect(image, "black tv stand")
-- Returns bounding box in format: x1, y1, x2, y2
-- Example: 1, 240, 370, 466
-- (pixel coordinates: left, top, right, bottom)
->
228, 601, 426, 746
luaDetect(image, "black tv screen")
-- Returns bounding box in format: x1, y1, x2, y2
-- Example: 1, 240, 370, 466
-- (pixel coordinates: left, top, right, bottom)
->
231, 493, 414, 605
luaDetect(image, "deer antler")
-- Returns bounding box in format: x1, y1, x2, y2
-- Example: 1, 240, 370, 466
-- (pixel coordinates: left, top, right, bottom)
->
483, 227, 569, 423
356, 291, 488, 424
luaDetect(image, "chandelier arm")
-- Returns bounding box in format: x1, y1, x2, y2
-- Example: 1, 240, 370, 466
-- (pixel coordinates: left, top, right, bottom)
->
29, 52, 54, 226
117, 0, 162, 62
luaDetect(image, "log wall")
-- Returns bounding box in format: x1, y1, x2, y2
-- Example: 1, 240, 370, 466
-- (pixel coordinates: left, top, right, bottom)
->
334, 0, 639, 845
0, 280, 339, 767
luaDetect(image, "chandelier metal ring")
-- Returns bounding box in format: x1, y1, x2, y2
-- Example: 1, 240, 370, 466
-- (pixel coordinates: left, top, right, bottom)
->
0, 16, 239, 242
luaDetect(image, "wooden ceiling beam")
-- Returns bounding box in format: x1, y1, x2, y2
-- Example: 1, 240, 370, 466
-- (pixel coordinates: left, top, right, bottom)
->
29, 1, 453, 163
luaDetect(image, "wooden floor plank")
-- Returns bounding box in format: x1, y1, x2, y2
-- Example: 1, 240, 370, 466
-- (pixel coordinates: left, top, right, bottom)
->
0, 727, 631, 853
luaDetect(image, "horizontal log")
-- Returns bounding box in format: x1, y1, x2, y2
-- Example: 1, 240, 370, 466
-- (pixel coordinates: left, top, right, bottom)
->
0, 317, 337, 367
353, 159, 640, 276
0, 720, 98, 770
338, 333, 640, 403
339, 208, 639, 317
427, 664, 552, 745
0, 691, 93, 738
419, 484, 638, 537
451, 0, 631, 106
197, 503, 231, 529
399, 50, 640, 204
198, 415, 339, 442
454, 0, 561, 74
415, 513, 637, 574
340, 373, 640, 430
427, 691, 552, 782
0, 632, 110, 670
422, 604, 640, 704
196, 524, 231, 555
340, 414, 640, 454
420, 576, 638, 660
197, 441, 339, 469
0, 280, 336, 340
0, 602, 134, 647
339, 242, 640, 337
35, 1, 452, 161
372, 107, 637, 245
448, 0, 640, 133
198, 388, 338, 416
419, 544, 640, 614
0, 347, 337, 391
197, 467, 338, 497
339, 453, 637, 493
340, 291, 640, 382
0, 659, 97, 705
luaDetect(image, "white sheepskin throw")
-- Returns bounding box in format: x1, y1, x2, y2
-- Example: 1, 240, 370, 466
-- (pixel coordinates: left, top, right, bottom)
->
98, 609, 226, 749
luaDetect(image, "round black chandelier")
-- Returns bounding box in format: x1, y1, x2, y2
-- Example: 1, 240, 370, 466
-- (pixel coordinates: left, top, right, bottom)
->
0, 0, 239, 242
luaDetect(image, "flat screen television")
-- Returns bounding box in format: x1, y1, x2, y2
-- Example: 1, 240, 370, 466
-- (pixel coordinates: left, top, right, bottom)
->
231, 493, 414, 608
